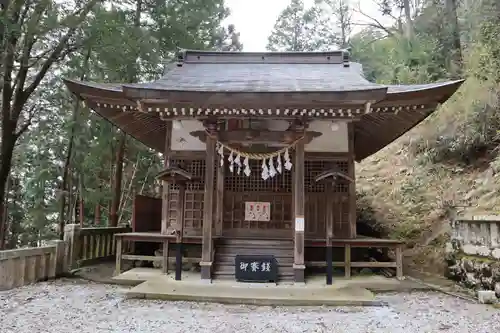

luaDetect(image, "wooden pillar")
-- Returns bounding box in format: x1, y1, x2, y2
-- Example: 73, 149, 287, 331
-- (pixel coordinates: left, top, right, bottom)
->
215, 160, 224, 237
161, 240, 169, 274
201, 135, 216, 281
396, 244, 404, 280
293, 139, 305, 283
326, 183, 334, 285
348, 122, 357, 238
175, 183, 186, 280
344, 244, 351, 278
63, 224, 81, 271
161, 122, 172, 234
115, 236, 122, 276
161, 122, 172, 275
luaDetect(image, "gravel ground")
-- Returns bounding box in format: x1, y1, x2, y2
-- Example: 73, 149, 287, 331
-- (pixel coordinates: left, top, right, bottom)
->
1, 279, 499, 333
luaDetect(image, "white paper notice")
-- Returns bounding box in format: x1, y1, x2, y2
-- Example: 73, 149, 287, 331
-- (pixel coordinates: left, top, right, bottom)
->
244, 202, 271, 221
295, 216, 305, 232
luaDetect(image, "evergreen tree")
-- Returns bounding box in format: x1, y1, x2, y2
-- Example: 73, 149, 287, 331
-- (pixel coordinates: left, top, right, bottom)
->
267, 0, 337, 51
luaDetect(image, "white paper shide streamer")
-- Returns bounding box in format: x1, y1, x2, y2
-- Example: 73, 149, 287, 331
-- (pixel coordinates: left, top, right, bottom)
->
217, 143, 224, 167
228, 151, 234, 173
216, 141, 298, 180
261, 159, 269, 180
243, 157, 250, 176
284, 148, 293, 171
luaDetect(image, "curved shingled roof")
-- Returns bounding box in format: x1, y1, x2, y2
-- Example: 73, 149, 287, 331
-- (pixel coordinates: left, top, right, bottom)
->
63, 49, 464, 161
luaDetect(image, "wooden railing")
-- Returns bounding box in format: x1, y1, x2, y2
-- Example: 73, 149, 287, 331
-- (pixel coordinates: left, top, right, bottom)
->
0, 241, 66, 291
79, 226, 130, 267
64, 224, 131, 269
306, 238, 404, 279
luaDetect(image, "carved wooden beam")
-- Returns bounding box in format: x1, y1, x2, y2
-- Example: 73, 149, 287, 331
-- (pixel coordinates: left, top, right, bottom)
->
202, 119, 221, 136
315, 169, 354, 184
288, 119, 308, 132
189, 130, 321, 145
156, 165, 192, 183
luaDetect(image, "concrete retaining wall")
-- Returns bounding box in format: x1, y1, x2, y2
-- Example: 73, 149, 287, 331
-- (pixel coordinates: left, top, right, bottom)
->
0, 240, 67, 291
0, 224, 129, 291
446, 215, 500, 297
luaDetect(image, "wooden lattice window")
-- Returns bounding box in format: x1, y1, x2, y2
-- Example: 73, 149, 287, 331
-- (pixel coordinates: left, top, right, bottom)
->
168, 159, 207, 191
224, 159, 292, 193
166, 159, 209, 232
305, 160, 349, 193
223, 193, 292, 230
184, 192, 204, 230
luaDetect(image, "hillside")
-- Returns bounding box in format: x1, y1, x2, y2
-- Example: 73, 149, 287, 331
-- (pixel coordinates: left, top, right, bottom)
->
357, 77, 500, 274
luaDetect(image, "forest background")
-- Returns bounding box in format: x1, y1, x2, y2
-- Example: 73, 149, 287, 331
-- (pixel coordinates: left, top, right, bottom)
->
1, 0, 497, 273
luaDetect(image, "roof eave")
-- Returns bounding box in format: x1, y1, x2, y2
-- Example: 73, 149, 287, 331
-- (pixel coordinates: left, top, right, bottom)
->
120, 86, 389, 108
354, 80, 465, 161
63, 78, 125, 101
385, 79, 465, 102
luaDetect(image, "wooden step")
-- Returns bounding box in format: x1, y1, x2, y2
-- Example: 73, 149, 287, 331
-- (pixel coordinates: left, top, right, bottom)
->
215, 253, 294, 260
216, 249, 293, 256
213, 237, 296, 282
217, 239, 293, 246
216, 244, 293, 251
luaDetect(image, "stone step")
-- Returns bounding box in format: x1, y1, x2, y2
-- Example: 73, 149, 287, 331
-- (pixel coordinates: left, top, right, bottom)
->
213, 265, 294, 279
215, 254, 294, 264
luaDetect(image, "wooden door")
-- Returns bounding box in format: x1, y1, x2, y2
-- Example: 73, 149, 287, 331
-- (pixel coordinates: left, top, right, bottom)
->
222, 160, 293, 238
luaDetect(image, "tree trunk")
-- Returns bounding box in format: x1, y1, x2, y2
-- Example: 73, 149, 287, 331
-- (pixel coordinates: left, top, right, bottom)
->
66, 170, 73, 223
58, 47, 91, 238
119, 156, 139, 225
79, 173, 84, 227
1, 0, 100, 245
7, 178, 21, 249
94, 170, 103, 225
58, 105, 78, 238
0, 175, 10, 250
110, 133, 126, 227
337, 0, 350, 48
108, 140, 114, 224
402, 0, 414, 39
109, 0, 141, 227
0, 120, 16, 250
94, 202, 101, 225
71, 174, 78, 224
445, 0, 462, 75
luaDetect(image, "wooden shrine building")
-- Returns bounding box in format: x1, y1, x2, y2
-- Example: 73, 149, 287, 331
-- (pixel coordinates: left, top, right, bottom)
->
64, 49, 463, 284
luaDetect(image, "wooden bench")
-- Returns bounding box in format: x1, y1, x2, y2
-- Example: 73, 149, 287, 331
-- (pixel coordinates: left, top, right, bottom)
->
305, 237, 404, 280
114, 232, 211, 277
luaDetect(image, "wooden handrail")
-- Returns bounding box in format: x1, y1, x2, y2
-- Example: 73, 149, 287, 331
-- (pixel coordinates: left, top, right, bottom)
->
64, 224, 132, 269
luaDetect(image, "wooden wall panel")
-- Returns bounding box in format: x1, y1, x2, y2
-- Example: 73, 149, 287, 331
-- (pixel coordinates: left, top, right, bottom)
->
132, 195, 162, 232
164, 154, 353, 240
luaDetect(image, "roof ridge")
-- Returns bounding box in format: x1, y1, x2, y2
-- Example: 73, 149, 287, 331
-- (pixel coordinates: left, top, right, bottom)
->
178, 49, 347, 65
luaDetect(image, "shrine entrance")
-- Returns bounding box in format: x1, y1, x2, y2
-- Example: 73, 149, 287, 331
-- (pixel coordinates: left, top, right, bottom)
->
222, 159, 293, 239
